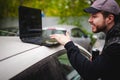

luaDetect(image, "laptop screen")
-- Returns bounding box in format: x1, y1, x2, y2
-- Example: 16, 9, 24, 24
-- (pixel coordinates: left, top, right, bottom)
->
18, 6, 42, 38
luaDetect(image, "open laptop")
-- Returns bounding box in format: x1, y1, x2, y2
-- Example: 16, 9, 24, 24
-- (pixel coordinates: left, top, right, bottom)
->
18, 6, 55, 47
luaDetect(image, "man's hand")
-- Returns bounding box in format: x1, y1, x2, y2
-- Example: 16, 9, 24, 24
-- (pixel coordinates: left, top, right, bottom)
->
50, 32, 71, 46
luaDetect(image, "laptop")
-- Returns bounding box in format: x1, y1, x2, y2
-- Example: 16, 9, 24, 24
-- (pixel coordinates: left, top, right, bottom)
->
18, 6, 57, 47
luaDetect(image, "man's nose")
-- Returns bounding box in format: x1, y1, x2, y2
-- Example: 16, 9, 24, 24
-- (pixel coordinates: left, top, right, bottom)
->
88, 17, 92, 23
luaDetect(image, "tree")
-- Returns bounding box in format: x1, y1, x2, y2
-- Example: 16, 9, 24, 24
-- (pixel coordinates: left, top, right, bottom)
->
0, 0, 120, 18
0, 0, 90, 18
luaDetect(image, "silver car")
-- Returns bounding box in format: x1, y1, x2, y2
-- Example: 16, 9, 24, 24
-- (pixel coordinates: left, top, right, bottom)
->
42, 25, 92, 51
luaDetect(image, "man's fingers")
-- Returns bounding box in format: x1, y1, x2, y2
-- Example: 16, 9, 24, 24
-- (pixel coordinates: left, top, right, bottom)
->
66, 32, 70, 38
50, 34, 56, 38
66, 32, 69, 36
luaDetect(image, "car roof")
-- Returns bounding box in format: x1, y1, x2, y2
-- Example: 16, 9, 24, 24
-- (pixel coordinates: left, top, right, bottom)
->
0, 36, 65, 80
0, 36, 65, 62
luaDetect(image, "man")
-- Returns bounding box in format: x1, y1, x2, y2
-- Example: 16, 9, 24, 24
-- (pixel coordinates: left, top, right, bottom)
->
50, 0, 120, 80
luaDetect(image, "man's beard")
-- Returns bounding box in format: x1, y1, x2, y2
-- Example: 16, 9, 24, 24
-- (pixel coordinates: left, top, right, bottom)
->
92, 23, 107, 33
94, 27, 106, 33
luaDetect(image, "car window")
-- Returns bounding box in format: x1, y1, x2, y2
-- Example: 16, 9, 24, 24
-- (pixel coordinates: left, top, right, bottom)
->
11, 55, 66, 80
71, 28, 84, 38
42, 29, 66, 38
54, 30, 66, 34
57, 53, 81, 80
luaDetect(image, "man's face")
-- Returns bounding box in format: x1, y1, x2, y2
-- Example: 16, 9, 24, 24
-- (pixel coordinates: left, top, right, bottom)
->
88, 12, 107, 33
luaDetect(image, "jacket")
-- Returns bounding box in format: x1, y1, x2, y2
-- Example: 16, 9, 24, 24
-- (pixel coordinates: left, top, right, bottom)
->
64, 23, 120, 80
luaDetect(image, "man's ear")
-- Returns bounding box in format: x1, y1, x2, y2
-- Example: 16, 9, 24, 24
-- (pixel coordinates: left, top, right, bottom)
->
106, 14, 114, 24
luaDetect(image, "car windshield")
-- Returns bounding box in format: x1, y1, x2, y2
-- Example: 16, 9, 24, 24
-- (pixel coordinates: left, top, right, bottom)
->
42, 29, 66, 38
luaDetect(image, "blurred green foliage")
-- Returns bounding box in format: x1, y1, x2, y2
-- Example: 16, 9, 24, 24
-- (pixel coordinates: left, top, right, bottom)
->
1, 0, 119, 18
0, 0, 90, 18
0, 0, 120, 20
